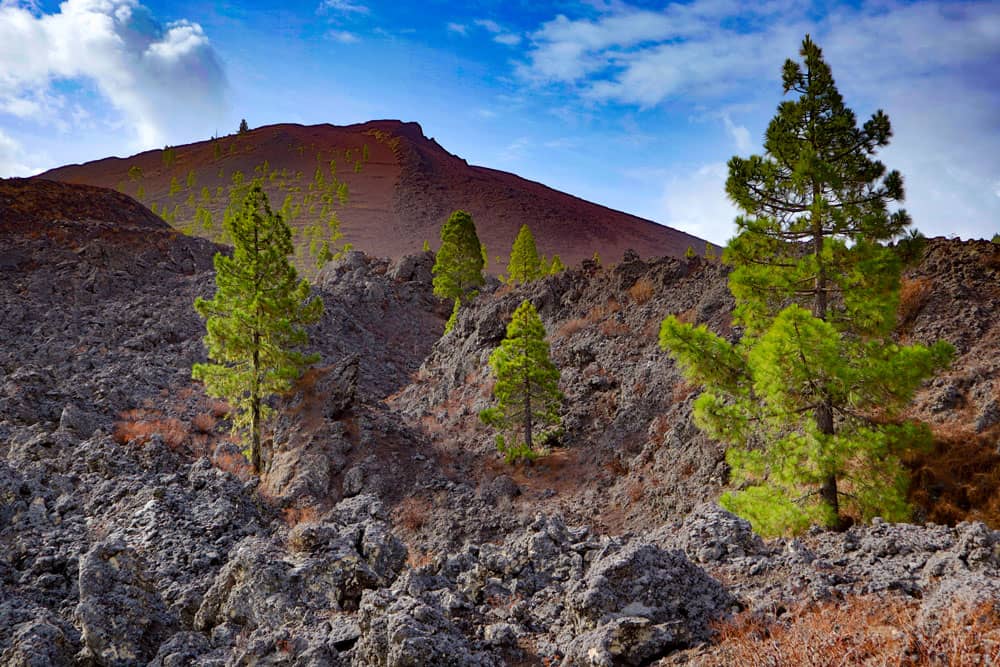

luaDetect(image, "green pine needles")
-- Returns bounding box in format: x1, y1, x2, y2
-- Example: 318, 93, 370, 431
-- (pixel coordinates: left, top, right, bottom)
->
481, 300, 563, 463
432, 210, 485, 302
193, 181, 323, 474
507, 224, 543, 285
659, 35, 952, 536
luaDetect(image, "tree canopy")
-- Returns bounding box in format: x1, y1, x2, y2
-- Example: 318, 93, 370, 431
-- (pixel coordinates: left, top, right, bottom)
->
193, 181, 322, 473
659, 35, 952, 535
481, 300, 562, 463
507, 224, 543, 285
432, 210, 485, 302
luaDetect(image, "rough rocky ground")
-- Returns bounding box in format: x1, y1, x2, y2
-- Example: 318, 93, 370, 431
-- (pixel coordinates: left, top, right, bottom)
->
1, 180, 998, 664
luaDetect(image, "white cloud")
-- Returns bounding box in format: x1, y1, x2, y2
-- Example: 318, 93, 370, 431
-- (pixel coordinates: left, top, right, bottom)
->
447, 22, 467, 35
0, 0, 226, 150
326, 29, 359, 43
721, 113, 751, 152
659, 162, 739, 245
0, 128, 41, 176
474, 19, 502, 33
493, 33, 522, 46
320, 0, 368, 14
518, 0, 1000, 239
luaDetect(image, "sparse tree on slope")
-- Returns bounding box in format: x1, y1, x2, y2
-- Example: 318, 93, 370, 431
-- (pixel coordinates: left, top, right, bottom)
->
659, 35, 952, 535
506, 224, 543, 285
432, 210, 485, 302
193, 182, 322, 474
239, 118, 250, 134
480, 300, 562, 463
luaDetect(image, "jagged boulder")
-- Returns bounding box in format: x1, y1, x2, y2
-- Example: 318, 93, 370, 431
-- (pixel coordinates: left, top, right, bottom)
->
354, 589, 499, 667
195, 495, 407, 661
558, 542, 734, 665
75, 540, 177, 666
666, 503, 766, 564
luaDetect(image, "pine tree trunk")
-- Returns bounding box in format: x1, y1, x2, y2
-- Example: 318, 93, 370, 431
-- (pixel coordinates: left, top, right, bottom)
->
523, 372, 533, 451
251, 336, 262, 474
811, 197, 840, 526
815, 399, 839, 525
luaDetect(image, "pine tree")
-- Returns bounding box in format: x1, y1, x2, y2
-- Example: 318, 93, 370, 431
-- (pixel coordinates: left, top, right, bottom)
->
659, 35, 952, 535
432, 210, 485, 302
239, 118, 250, 134
193, 182, 322, 474
548, 254, 566, 275
507, 224, 543, 285
480, 300, 562, 463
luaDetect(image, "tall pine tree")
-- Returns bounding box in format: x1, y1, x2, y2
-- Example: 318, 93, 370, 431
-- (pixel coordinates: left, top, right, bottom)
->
481, 300, 562, 463
432, 210, 485, 302
659, 36, 952, 535
193, 182, 323, 474
506, 224, 543, 285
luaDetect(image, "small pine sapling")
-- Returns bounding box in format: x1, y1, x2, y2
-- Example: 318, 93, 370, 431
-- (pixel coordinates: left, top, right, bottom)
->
480, 300, 563, 463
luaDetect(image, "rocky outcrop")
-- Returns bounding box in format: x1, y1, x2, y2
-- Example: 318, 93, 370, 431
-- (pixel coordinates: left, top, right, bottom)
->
76, 540, 177, 666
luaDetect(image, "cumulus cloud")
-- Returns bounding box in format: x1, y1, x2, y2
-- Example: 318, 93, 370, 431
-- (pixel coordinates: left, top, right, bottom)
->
721, 113, 751, 153
447, 22, 467, 35
0, 0, 227, 151
320, 0, 368, 14
658, 163, 739, 245
471, 18, 521, 47
0, 128, 40, 176
519, 0, 1000, 239
326, 29, 359, 43
494, 33, 522, 46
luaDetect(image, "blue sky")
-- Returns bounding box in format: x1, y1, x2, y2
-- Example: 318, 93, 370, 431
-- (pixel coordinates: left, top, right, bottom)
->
1, 0, 998, 243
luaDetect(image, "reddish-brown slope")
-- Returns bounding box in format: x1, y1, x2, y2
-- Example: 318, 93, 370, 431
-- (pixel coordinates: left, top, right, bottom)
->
38, 121, 706, 269
0, 177, 165, 233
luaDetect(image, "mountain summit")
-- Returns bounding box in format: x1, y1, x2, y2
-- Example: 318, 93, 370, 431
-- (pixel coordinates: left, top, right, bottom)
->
38, 120, 706, 268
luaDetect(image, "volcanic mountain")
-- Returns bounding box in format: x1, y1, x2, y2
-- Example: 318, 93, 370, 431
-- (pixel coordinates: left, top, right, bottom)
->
37, 120, 707, 270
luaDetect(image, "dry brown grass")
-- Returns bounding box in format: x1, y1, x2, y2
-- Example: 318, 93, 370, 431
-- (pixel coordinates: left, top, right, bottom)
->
671, 380, 697, 403
191, 412, 216, 434
675, 307, 697, 324
648, 415, 671, 444
212, 447, 251, 479
599, 319, 630, 336
627, 276, 655, 304
898, 276, 933, 323
586, 298, 620, 323
557, 317, 588, 338
406, 549, 435, 569
282, 505, 319, 527
705, 594, 1000, 666
907, 421, 1000, 527
395, 496, 433, 532
207, 399, 231, 419
113, 414, 187, 451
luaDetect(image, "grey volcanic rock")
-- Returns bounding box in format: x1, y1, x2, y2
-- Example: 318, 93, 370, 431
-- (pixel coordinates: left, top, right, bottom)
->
665, 503, 766, 564
559, 542, 734, 665
354, 589, 500, 667
76, 540, 178, 666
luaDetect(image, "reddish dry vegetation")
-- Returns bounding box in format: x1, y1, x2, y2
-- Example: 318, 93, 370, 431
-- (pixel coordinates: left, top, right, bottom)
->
113, 401, 251, 479
702, 595, 1000, 666
898, 276, 934, 325
907, 421, 1000, 527
113, 409, 188, 451
38, 120, 706, 268
627, 276, 655, 304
